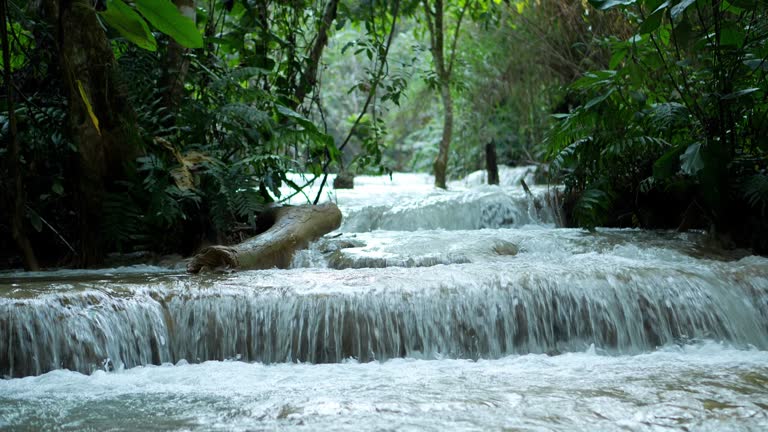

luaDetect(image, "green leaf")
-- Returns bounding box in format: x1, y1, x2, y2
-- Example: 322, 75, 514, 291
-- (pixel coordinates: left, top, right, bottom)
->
670, 0, 697, 19
100, 0, 157, 51
52, 182, 64, 195
645, 0, 668, 9
721, 87, 760, 100
276, 105, 320, 132
276, 104, 337, 151
584, 88, 615, 109
134, 0, 203, 48
657, 24, 671, 45
721, 0, 746, 14
571, 70, 616, 89
743, 59, 768, 71
653, 145, 684, 179
672, 15, 693, 45
639, 2, 668, 34
680, 142, 704, 175
588, 0, 637, 10
719, 24, 745, 48
609, 47, 627, 69
725, 0, 757, 9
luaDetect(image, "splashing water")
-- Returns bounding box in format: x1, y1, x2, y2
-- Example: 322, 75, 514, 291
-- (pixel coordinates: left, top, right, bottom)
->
2, 166, 768, 431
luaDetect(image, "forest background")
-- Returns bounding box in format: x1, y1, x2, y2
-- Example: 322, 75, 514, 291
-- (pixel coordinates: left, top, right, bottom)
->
1, 0, 766, 270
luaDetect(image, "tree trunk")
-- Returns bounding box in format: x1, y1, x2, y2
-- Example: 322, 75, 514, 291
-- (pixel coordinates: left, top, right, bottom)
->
294, 0, 339, 107
50, 0, 140, 266
433, 81, 452, 189
161, 0, 195, 113
1, 0, 39, 270
485, 141, 499, 185
424, 0, 450, 189
187, 203, 342, 273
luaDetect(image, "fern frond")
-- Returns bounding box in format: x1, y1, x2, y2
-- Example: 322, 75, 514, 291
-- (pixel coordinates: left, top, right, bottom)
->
552, 137, 592, 170
740, 173, 768, 214
573, 185, 614, 230
103, 192, 145, 251
647, 102, 690, 132
601, 135, 669, 157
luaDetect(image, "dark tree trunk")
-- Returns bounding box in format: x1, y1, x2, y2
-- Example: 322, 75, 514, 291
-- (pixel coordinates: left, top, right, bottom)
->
160, 0, 195, 113
433, 81, 452, 189
485, 141, 499, 185
294, 0, 339, 107
424, 0, 449, 189
42, 0, 140, 266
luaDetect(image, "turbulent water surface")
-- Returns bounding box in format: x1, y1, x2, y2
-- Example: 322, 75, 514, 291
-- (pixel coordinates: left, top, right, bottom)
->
2, 166, 768, 431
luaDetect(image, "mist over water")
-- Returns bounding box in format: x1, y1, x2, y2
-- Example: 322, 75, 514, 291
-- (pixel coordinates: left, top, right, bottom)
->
2, 166, 768, 430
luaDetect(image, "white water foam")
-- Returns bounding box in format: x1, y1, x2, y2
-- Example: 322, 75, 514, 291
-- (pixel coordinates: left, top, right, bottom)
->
1, 343, 767, 431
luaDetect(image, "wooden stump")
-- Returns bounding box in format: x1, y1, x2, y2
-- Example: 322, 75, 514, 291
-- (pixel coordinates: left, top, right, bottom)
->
187, 203, 342, 273
485, 142, 499, 185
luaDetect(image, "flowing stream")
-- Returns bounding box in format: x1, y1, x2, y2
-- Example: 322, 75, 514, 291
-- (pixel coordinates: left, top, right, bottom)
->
2, 167, 768, 431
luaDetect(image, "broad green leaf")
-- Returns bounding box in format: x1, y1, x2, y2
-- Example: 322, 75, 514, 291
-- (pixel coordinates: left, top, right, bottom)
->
672, 15, 693, 45
276, 105, 320, 132
653, 145, 684, 179
721, 0, 745, 14
276, 104, 336, 151
744, 59, 768, 71
572, 70, 616, 89
639, 2, 668, 34
588, 0, 636, 10
609, 47, 627, 68
134, 0, 203, 49
52, 182, 64, 195
657, 24, 671, 45
680, 142, 704, 175
100, 0, 157, 51
719, 24, 745, 48
644, 0, 668, 9
670, 0, 696, 19
721, 88, 760, 100
584, 88, 615, 109
725, 0, 758, 8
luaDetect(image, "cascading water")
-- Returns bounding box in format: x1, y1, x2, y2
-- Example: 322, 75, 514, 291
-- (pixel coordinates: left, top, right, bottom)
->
2, 166, 768, 431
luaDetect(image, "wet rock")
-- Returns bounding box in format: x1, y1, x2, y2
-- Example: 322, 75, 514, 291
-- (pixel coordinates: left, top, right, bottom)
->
492, 240, 519, 256
333, 172, 355, 189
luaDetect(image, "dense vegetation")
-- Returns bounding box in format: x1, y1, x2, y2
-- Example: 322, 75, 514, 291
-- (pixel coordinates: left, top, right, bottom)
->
550, 0, 768, 252
1, 0, 766, 270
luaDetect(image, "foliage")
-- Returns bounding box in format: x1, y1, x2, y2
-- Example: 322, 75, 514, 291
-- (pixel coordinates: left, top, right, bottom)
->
547, 0, 768, 245
4, 0, 768, 266
1, 0, 358, 264
107, 35, 339, 252
99, 0, 203, 51
382, 1, 629, 179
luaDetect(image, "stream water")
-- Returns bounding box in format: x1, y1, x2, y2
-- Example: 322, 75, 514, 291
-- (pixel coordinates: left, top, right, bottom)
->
2, 167, 768, 431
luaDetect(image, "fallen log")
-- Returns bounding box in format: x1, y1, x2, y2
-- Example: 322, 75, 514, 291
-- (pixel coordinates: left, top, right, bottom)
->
187, 203, 342, 273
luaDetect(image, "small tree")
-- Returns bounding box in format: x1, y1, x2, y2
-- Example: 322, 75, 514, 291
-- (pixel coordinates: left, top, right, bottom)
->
421, 0, 474, 188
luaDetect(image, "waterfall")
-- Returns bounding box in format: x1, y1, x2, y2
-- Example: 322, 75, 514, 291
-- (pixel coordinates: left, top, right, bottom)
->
3, 260, 767, 378
2, 167, 767, 379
